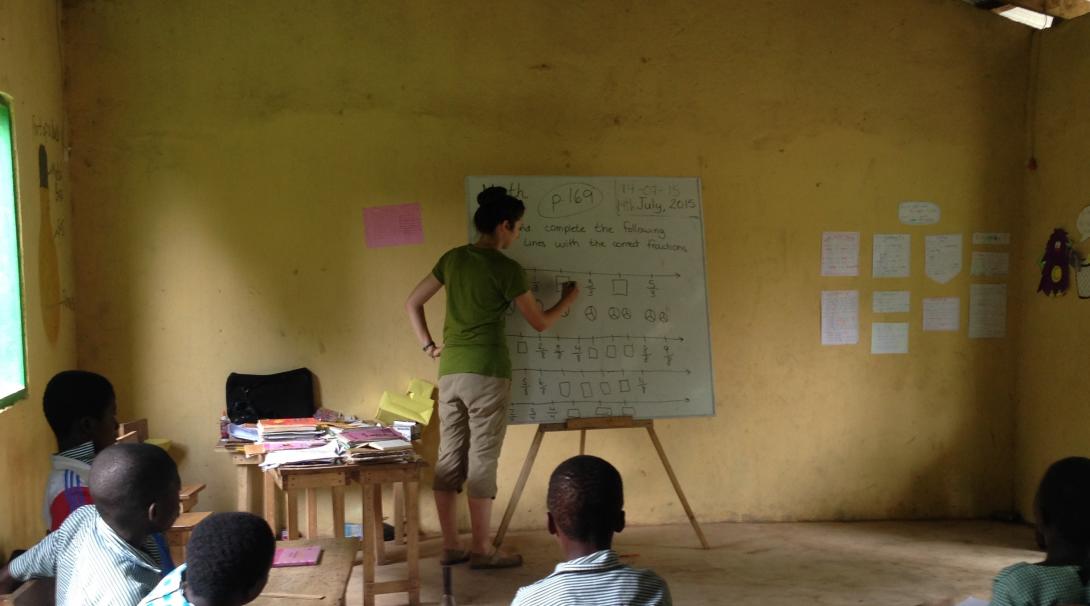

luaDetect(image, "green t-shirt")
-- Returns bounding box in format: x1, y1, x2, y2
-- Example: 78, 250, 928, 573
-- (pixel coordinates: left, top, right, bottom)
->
991, 562, 1090, 606
432, 244, 529, 379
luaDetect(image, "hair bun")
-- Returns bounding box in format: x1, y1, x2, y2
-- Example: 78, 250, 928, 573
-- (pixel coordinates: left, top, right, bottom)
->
478, 186, 509, 206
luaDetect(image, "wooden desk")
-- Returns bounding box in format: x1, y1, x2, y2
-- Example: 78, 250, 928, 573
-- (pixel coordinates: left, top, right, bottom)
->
250, 538, 357, 606
217, 447, 424, 606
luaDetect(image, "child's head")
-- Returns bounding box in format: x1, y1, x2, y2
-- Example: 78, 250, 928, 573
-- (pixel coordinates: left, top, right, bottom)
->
43, 370, 118, 452
547, 455, 625, 550
474, 186, 525, 240
1034, 456, 1090, 550
89, 443, 180, 535
185, 512, 276, 605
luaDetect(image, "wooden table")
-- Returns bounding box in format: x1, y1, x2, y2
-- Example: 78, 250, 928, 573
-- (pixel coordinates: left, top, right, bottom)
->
242, 454, 425, 606
250, 538, 357, 606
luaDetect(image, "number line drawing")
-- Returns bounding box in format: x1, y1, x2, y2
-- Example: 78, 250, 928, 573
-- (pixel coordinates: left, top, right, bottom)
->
507, 333, 684, 342
512, 368, 692, 375
512, 398, 691, 407
525, 267, 681, 279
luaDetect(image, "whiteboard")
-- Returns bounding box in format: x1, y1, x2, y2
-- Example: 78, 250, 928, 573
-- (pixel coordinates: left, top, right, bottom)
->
465, 176, 715, 424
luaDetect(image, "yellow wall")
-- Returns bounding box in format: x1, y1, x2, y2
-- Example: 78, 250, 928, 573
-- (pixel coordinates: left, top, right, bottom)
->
0, 0, 79, 554
1014, 20, 1090, 519
62, 0, 1031, 530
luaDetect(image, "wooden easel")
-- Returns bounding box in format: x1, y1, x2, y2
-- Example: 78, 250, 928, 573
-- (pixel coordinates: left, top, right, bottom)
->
493, 416, 709, 549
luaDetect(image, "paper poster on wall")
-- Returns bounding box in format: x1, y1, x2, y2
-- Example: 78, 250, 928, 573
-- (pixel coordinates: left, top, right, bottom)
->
1079, 264, 1090, 299
899, 201, 940, 225
363, 203, 424, 248
821, 290, 859, 345
821, 232, 860, 277
873, 291, 910, 314
871, 322, 909, 354
972, 232, 1011, 246
1077, 207, 1090, 242
925, 234, 962, 284
872, 234, 910, 278
969, 284, 1006, 339
923, 297, 960, 332
970, 252, 1009, 277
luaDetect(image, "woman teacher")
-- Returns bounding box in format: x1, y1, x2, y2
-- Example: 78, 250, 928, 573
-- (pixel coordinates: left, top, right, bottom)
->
405, 186, 580, 568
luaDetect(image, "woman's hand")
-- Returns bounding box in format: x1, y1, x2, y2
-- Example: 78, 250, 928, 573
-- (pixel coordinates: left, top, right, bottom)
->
425, 343, 444, 359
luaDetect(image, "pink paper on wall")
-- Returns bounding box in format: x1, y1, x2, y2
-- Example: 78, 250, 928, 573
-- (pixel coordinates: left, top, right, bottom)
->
363, 203, 424, 248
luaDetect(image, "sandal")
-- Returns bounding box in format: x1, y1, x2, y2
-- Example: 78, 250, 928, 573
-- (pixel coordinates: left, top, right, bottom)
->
469, 550, 523, 569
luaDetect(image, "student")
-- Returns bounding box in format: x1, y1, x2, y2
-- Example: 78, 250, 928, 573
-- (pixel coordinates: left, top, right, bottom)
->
0, 443, 180, 605
991, 456, 1090, 606
138, 512, 275, 606
405, 186, 579, 569
511, 455, 671, 606
41, 370, 120, 530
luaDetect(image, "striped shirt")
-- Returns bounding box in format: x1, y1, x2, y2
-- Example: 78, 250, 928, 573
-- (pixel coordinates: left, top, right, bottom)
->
138, 563, 191, 605
511, 549, 672, 606
991, 562, 1090, 606
9, 505, 170, 606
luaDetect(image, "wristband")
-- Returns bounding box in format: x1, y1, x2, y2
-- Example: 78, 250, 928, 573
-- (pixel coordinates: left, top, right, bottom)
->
423, 341, 435, 351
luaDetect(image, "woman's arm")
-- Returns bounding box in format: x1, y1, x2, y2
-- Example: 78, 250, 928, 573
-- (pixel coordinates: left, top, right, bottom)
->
514, 281, 580, 332
405, 274, 444, 358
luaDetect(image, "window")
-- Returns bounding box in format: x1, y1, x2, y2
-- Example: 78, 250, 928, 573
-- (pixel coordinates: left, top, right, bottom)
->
0, 95, 27, 409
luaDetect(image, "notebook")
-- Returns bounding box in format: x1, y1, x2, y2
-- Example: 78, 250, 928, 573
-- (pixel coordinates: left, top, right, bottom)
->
272, 545, 323, 567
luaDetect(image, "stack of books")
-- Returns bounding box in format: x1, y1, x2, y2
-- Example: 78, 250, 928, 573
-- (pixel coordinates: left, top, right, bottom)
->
257, 418, 324, 442
334, 426, 415, 464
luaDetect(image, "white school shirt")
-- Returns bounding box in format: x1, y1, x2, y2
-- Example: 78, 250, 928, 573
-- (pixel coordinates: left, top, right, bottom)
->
8, 505, 168, 606
511, 549, 672, 606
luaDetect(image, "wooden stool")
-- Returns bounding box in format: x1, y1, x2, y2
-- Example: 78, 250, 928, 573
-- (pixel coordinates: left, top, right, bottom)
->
355, 461, 424, 606
166, 510, 212, 564
270, 465, 348, 540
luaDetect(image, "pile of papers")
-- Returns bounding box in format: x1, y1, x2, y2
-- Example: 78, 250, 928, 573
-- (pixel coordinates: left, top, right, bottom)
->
257, 418, 324, 442
259, 441, 341, 470
334, 426, 415, 464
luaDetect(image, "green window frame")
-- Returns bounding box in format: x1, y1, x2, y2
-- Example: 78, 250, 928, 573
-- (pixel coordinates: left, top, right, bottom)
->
0, 95, 27, 409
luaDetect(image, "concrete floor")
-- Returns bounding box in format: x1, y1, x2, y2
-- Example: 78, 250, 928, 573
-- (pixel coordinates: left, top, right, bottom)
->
352, 520, 1039, 605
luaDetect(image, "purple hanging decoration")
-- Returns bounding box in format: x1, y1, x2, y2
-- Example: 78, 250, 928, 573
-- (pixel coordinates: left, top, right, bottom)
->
1038, 228, 1072, 296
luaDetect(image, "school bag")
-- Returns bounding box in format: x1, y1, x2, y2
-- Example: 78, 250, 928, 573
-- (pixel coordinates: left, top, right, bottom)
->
226, 367, 316, 424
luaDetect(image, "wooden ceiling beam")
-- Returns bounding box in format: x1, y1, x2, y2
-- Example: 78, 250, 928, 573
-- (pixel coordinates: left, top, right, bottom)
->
1000, 0, 1090, 19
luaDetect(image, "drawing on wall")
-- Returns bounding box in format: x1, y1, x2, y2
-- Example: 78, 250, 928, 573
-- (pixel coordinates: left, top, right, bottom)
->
465, 176, 714, 424
1037, 228, 1079, 296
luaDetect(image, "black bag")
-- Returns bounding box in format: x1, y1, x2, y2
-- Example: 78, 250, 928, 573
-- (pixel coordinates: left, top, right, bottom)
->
226, 368, 316, 424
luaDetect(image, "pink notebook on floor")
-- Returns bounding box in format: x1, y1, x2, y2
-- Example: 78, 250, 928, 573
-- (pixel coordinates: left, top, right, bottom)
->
272, 546, 323, 568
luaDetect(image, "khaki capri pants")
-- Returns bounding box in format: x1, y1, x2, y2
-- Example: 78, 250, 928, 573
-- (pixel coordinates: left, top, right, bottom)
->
432, 373, 512, 499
